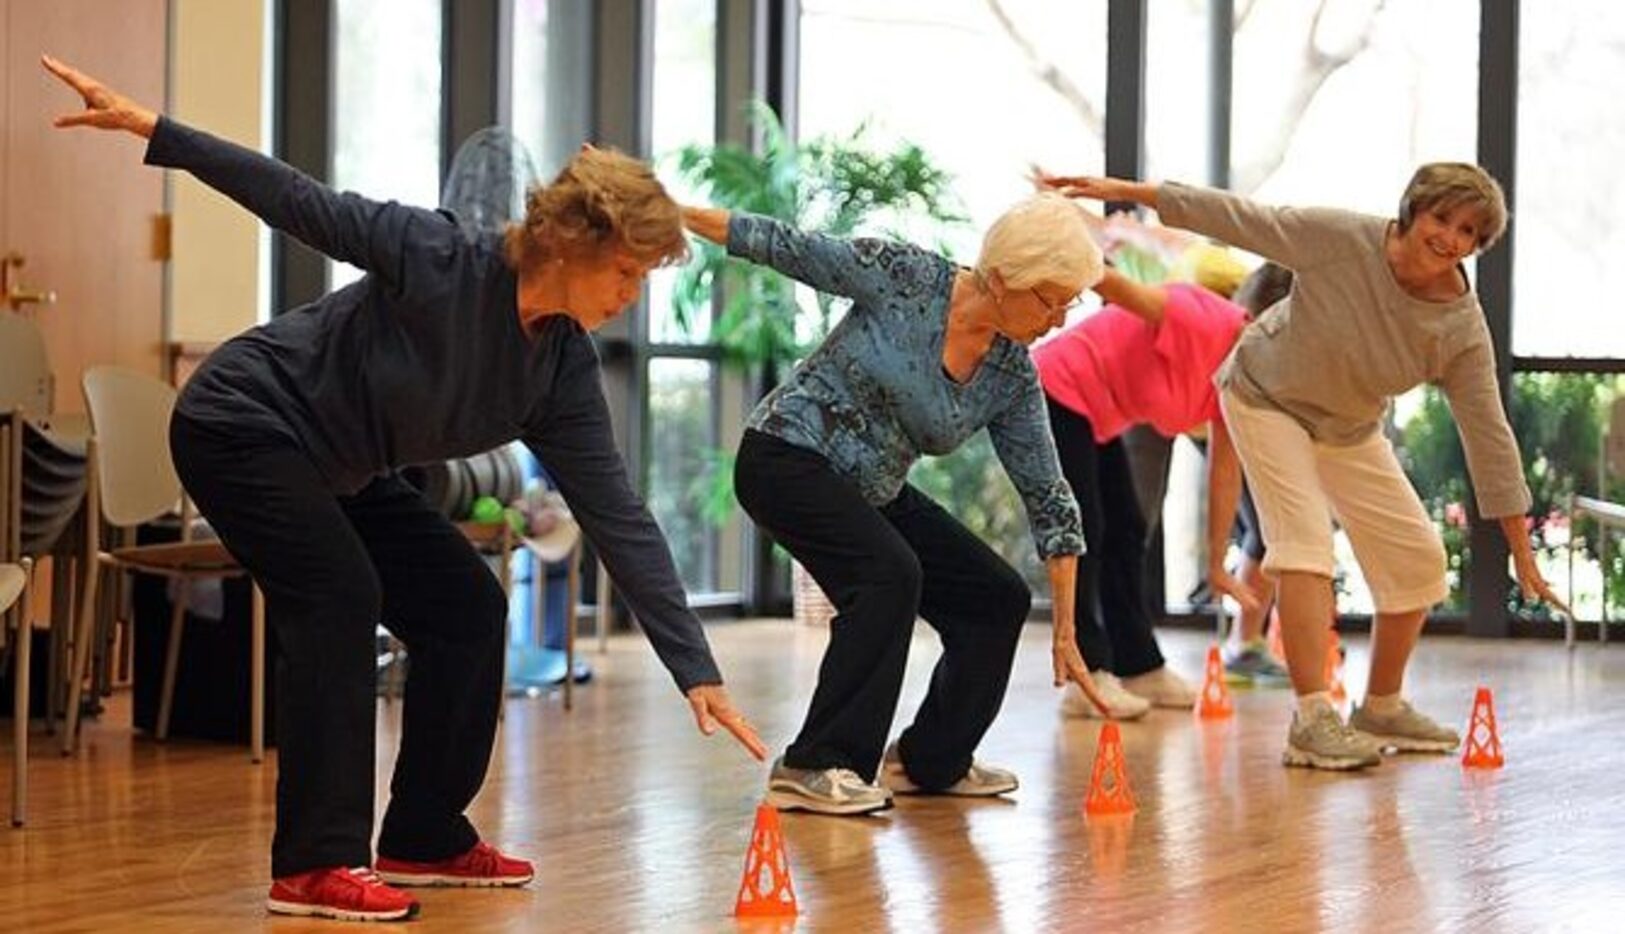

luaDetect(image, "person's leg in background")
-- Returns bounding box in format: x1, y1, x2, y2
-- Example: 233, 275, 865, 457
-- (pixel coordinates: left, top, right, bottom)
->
1097, 437, 1198, 708
1122, 423, 1174, 620
1223, 482, 1290, 685
1045, 398, 1152, 720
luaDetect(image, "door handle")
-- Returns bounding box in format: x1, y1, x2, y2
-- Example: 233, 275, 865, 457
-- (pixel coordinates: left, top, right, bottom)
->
2, 252, 57, 312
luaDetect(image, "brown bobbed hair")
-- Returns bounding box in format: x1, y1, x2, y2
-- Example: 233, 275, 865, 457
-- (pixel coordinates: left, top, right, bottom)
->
1396, 162, 1508, 252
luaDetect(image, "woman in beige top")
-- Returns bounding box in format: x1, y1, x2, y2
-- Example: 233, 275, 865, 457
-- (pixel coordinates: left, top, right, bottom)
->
1041, 164, 1566, 772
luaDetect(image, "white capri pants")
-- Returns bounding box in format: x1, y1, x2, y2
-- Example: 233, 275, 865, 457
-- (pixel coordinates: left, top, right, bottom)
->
1220, 388, 1448, 613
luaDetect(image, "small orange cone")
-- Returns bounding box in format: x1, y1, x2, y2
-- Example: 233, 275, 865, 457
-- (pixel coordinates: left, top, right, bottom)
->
1084, 721, 1137, 817
734, 804, 799, 918
1461, 686, 1504, 769
1324, 629, 1347, 702
1195, 645, 1234, 719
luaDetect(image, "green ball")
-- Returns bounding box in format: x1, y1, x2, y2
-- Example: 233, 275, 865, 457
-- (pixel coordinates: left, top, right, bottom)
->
470, 495, 504, 524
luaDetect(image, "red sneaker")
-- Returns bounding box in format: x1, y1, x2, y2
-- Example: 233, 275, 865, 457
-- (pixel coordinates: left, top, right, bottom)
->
267, 866, 420, 921
376, 842, 534, 888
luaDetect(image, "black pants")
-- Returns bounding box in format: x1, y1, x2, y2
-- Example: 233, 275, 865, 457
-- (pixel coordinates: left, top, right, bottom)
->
171, 414, 506, 878
734, 430, 1030, 791
1045, 397, 1166, 677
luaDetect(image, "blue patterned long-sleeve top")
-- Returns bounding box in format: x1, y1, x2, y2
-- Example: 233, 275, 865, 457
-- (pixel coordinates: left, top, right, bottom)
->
729, 213, 1085, 560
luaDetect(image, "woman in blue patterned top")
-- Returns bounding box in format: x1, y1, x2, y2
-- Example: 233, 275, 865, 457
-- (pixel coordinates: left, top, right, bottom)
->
684, 195, 1108, 815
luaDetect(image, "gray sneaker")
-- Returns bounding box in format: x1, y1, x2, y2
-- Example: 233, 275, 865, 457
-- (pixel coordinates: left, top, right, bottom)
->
1283, 705, 1382, 770
765, 758, 893, 815
1350, 700, 1461, 754
1223, 641, 1292, 686
880, 741, 1018, 797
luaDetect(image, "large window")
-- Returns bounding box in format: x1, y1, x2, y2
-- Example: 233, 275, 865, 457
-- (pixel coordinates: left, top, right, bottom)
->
801, 0, 1107, 260
800, 0, 1107, 590
646, 0, 725, 595
1230, 0, 1479, 211
647, 359, 721, 592
1510, 3, 1625, 628
329, 0, 443, 289
649, 0, 718, 345
1145, 0, 1214, 186
1513, 3, 1625, 359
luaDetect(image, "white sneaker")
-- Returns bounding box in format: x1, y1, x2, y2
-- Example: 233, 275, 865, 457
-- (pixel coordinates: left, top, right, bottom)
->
1062, 672, 1151, 720
765, 758, 893, 815
1121, 666, 1199, 709
880, 741, 1018, 797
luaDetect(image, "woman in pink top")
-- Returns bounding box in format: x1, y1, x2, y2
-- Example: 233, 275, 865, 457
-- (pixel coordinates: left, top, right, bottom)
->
1033, 268, 1258, 718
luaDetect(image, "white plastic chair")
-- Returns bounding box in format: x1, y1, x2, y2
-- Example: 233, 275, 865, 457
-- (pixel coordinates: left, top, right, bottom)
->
0, 313, 53, 418
64, 367, 265, 762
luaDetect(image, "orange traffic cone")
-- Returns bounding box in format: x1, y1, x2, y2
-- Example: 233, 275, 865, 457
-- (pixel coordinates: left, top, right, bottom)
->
1195, 645, 1234, 719
1324, 629, 1347, 703
734, 804, 799, 918
1461, 686, 1504, 769
1084, 721, 1137, 817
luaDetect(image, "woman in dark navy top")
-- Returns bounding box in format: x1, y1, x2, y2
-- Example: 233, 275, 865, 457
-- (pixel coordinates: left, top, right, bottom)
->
45, 54, 763, 923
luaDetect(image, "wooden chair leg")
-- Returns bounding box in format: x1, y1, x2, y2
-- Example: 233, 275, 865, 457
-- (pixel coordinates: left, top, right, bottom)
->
595, 560, 610, 654
60, 560, 100, 756
12, 557, 33, 827
565, 549, 580, 712
250, 583, 265, 764
46, 562, 71, 734
155, 579, 189, 742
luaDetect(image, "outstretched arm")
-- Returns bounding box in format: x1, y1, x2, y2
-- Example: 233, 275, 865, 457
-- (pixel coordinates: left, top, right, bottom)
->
43, 53, 157, 137
1034, 171, 1162, 211
1205, 418, 1262, 615
681, 205, 730, 245
45, 54, 454, 290
682, 205, 920, 303
1498, 516, 1573, 618
1093, 267, 1169, 326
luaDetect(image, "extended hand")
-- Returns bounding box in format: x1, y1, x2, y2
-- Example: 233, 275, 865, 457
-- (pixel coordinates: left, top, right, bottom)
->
1037, 174, 1128, 203
1208, 565, 1263, 616
1053, 634, 1111, 717
42, 53, 158, 138
1514, 557, 1574, 620
686, 683, 768, 761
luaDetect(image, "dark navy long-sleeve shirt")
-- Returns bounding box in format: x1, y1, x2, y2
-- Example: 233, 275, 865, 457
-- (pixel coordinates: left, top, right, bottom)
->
147, 116, 721, 692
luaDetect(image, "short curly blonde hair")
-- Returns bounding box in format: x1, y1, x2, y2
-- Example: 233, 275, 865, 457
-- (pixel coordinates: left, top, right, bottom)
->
1397, 162, 1508, 252
504, 146, 689, 270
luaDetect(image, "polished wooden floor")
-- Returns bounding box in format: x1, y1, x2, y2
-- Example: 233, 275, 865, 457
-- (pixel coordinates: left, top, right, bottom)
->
3, 621, 1624, 933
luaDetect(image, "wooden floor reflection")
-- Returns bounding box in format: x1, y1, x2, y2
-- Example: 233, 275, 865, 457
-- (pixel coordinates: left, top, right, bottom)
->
4, 622, 1625, 932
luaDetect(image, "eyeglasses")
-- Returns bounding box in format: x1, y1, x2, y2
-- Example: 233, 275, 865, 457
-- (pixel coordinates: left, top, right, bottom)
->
1029, 287, 1083, 317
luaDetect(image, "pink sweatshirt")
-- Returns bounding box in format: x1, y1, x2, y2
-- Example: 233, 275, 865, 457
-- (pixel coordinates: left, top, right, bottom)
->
1033, 283, 1246, 443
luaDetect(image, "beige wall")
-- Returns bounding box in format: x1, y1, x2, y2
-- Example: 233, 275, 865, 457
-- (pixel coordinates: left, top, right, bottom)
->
168, 0, 266, 344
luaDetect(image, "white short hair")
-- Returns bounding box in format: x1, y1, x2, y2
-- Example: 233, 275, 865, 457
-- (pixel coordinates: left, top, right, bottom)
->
974, 193, 1104, 293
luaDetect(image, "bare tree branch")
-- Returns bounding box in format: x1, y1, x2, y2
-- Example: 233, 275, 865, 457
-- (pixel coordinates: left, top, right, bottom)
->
1231, 0, 1388, 193
1235, 0, 1259, 32
983, 0, 1103, 138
